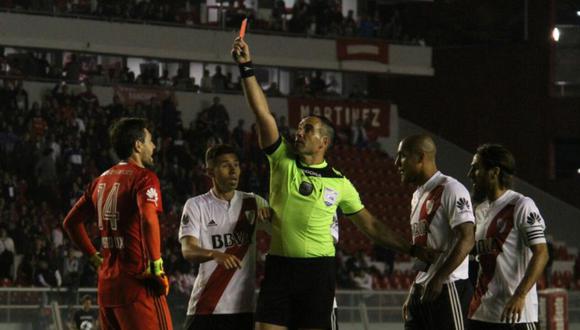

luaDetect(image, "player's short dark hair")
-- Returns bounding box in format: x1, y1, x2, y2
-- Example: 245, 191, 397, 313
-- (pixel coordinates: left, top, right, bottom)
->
80, 294, 92, 303
205, 144, 239, 168
309, 115, 335, 148
476, 144, 516, 188
109, 117, 148, 159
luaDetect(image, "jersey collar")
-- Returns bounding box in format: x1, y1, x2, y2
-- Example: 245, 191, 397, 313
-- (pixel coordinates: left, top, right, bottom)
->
417, 171, 443, 194
209, 188, 239, 205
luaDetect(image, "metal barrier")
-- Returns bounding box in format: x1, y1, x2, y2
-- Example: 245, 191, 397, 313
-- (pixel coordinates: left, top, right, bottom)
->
0, 287, 578, 328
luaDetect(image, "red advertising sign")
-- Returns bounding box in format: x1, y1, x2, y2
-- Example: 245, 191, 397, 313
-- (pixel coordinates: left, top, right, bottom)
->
336, 38, 389, 64
113, 85, 173, 106
287, 98, 391, 141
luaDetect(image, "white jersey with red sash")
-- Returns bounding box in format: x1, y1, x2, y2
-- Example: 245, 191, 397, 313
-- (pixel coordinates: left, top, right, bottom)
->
178, 190, 268, 315
469, 190, 546, 323
410, 171, 475, 286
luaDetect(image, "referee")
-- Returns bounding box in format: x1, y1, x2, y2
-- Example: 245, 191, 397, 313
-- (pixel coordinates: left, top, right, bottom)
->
232, 37, 437, 330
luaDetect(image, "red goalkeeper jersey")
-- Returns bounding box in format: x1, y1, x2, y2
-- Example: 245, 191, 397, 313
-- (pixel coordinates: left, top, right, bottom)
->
80, 161, 163, 306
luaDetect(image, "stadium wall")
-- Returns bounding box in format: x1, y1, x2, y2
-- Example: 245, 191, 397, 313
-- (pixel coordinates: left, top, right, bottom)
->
0, 12, 433, 76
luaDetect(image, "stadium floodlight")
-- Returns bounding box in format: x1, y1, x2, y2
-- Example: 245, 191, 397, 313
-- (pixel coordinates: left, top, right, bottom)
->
552, 27, 560, 42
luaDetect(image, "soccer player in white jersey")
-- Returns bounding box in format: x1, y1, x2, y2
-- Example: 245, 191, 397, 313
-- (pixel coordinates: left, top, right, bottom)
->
178, 144, 271, 330
467, 144, 548, 330
395, 134, 475, 330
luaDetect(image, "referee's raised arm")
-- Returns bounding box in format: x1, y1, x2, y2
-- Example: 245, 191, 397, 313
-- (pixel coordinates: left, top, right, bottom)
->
232, 37, 279, 149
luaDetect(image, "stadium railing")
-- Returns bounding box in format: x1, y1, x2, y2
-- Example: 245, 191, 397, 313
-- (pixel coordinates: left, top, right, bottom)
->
0, 287, 578, 328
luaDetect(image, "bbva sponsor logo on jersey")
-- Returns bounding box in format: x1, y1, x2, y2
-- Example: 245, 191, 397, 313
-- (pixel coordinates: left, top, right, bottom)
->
212, 232, 252, 249
411, 219, 429, 239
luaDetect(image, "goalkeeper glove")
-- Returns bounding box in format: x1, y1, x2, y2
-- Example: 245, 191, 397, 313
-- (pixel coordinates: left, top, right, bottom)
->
141, 258, 169, 296
88, 252, 103, 270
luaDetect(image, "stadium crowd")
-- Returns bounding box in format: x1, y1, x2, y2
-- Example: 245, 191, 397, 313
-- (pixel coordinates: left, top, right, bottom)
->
0, 0, 410, 41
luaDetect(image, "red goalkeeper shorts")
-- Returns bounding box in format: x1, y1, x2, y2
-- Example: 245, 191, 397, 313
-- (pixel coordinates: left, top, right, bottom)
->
99, 291, 172, 330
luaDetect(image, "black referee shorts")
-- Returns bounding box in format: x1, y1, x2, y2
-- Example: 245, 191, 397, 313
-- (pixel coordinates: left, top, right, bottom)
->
405, 278, 473, 330
256, 255, 336, 329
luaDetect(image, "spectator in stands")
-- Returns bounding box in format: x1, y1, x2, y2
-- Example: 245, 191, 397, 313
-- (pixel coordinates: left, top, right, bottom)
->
350, 267, 373, 290
206, 96, 230, 142
200, 69, 212, 92
289, 0, 309, 33
35, 259, 62, 288
343, 10, 358, 36
232, 119, 247, 153
73, 295, 98, 330
159, 69, 173, 87
0, 225, 15, 280
271, 0, 287, 31
350, 118, 369, 148
309, 70, 327, 96
277, 115, 291, 141
211, 65, 227, 92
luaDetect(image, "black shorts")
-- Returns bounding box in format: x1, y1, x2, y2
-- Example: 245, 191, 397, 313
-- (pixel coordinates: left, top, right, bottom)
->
405, 278, 473, 330
289, 307, 338, 330
255, 255, 336, 328
469, 319, 539, 330
183, 313, 253, 330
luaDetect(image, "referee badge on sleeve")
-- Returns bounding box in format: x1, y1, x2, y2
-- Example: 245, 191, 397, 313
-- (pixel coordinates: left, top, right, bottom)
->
323, 188, 338, 207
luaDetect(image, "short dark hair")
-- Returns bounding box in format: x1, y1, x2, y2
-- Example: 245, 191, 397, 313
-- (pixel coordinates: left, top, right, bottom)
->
310, 115, 335, 148
80, 294, 92, 303
110, 117, 148, 159
476, 144, 516, 188
205, 144, 239, 168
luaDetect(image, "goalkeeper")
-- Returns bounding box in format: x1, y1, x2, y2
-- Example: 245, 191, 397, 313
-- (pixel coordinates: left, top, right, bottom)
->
63, 117, 173, 330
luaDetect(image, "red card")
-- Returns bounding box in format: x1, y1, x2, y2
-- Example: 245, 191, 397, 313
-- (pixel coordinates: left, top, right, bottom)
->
239, 18, 248, 38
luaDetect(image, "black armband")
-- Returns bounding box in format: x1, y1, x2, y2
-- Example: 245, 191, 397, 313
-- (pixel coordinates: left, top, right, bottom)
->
239, 61, 255, 78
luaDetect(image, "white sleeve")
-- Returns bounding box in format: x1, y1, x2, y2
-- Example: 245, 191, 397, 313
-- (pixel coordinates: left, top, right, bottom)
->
515, 197, 547, 246
330, 213, 339, 244
178, 199, 202, 241
442, 181, 475, 228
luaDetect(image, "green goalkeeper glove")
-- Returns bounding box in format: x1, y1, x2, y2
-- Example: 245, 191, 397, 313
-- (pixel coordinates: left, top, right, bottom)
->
140, 258, 169, 296
88, 252, 103, 270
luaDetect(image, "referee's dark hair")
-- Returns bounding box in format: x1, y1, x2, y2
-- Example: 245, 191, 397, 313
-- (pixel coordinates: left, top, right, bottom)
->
110, 117, 149, 159
476, 144, 516, 189
310, 115, 336, 148
205, 144, 239, 168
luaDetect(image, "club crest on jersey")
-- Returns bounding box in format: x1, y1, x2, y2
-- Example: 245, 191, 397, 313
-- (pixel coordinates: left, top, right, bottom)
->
245, 210, 256, 225
425, 200, 434, 215
526, 212, 542, 225
456, 197, 470, 211
323, 188, 338, 206
146, 187, 159, 207
496, 218, 508, 234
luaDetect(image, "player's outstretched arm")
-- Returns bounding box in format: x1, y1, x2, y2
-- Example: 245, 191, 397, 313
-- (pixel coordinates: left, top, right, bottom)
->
181, 236, 242, 270
231, 37, 279, 149
501, 243, 548, 324
348, 208, 439, 263
63, 195, 101, 267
